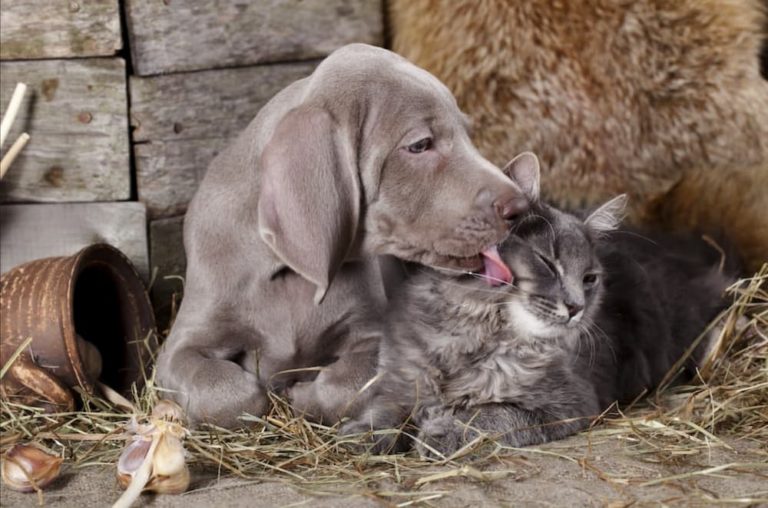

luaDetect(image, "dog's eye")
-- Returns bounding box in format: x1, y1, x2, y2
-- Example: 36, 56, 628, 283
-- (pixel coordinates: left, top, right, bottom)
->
406, 137, 433, 153
583, 273, 599, 287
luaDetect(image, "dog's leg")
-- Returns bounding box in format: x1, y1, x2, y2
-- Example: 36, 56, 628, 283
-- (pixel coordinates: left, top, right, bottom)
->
156, 337, 268, 428
288, 336, 380, 423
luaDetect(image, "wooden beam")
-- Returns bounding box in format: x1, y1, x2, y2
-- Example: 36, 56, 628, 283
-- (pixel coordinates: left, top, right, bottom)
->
0, 0, 121, 60
148, 216, 185, 331
0, 59, 130, 203
125, 0, 382, 76
0, 202, 149, 281
130, 61, 315, 217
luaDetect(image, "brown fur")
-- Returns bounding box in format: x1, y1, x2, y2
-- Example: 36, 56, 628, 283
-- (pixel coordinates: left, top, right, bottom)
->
645, 163, 768, 272
390, 0, 768, 268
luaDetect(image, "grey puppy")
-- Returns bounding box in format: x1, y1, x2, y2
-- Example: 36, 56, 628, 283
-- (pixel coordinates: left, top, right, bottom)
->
156, 44, 530, 427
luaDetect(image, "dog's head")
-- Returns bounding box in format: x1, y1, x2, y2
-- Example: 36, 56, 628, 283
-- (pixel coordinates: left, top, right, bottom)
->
258, 44, 532, 302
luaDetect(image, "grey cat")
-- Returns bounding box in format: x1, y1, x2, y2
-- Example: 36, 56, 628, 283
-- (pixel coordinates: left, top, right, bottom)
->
341, 158, 739, 458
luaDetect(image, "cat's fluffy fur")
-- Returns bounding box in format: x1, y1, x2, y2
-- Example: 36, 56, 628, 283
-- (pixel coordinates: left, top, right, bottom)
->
343, 162, 739, 457
389, 0, 768, 270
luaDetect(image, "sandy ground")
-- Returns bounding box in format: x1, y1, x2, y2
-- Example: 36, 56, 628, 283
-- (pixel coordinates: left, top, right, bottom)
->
3, 433, 766, 507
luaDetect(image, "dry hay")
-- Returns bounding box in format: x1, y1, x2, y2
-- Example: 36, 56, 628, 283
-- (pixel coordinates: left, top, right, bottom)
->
1, 266, 766, 505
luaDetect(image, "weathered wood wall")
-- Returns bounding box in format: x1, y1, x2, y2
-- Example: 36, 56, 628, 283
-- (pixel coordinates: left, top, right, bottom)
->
148, 216, 185, 330
125, 0, 382, 75
0, 0, 122, 60
130, 61, 316, 218
0, 59, 130, 203
1, 0, 385, 319
0, 203, 148, 280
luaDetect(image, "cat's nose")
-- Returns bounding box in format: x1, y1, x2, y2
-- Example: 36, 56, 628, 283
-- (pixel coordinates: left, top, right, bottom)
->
566, 303, 583, 319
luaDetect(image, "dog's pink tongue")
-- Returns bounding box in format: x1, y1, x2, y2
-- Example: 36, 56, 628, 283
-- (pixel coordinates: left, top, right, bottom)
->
479, 246, 513, 287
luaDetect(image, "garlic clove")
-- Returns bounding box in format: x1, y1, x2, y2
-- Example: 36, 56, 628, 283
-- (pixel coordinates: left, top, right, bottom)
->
151, 433, 186, 477
117, 470, 132, 490
146, 464, 190, 495
1, 444, 63, 493
116, 437, 152, 488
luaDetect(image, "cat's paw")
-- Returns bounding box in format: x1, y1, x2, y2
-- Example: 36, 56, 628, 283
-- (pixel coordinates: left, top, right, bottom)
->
415, 415, 478, 460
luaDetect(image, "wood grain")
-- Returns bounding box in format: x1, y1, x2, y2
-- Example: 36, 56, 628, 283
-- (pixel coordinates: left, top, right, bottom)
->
148, 216, 185, 331
0, 202, 149, 281
0, 59, 130, 203
125, 0, 382, 76
0, 0, 121, 60
130, 61, 315, 217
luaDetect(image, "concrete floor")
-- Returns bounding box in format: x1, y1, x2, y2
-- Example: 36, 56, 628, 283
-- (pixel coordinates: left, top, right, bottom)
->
3, 434, 766, 507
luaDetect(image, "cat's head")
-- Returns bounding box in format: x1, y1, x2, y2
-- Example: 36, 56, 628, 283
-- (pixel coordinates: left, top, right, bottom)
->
446, 156, 627, 340
499, 194, 627, 340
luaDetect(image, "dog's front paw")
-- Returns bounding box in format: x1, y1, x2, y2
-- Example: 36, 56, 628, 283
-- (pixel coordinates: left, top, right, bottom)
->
416, 415, 477, 460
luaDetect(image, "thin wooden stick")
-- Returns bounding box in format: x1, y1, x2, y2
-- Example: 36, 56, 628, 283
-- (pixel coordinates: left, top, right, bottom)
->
97, 381, 137, 413
0, 82, 27, 149
0, 132, 30, 179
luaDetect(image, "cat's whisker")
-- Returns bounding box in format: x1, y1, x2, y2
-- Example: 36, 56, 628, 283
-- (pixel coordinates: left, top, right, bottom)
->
414, 266, 520, 296
586, 321, 618, 363
575, 319, 617, 368
575, 321, 598, 368
610, 229, 659, 246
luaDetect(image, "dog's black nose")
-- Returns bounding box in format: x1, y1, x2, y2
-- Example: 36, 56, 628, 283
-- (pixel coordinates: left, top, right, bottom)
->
496, 196, 529, 220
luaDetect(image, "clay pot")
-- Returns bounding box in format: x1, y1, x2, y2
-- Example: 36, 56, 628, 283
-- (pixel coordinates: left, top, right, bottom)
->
0, 244, 157, 411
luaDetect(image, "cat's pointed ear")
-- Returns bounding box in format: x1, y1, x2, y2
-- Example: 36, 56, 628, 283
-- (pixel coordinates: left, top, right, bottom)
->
585, 194, 628, 234
502, 152, 540, 201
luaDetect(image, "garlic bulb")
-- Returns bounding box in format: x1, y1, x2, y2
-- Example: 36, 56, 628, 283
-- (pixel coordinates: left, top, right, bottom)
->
151, 432, 186, 478
114, 399, 190, 507
1, 444, 62, 492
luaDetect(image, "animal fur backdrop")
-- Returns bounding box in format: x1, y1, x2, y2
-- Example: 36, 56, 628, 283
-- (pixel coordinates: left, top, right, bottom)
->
390, 0, 768, 270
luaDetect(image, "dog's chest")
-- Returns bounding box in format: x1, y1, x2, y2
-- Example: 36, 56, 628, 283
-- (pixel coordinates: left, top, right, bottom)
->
256, 259, 387, 377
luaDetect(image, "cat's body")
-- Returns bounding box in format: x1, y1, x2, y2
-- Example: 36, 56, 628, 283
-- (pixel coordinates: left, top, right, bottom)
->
586, 231, 739, 409
343, 164, 739, 457
357, 263, 600, 455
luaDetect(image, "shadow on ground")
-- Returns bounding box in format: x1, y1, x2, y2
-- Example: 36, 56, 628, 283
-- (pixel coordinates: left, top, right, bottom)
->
3, 432, 766, 507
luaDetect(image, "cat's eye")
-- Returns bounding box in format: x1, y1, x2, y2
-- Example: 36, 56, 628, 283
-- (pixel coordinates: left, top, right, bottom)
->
583, 273, 599, 286
536, 253, 557, 276
406, 137, 433, 153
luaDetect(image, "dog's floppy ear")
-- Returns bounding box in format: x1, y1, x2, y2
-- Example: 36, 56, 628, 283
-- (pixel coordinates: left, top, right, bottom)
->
503, 152, 540, 201
258, 106, 360, 304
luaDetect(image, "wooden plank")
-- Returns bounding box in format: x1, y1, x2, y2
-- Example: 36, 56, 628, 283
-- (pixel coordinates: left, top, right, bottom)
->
134, 139, 226, 219
0, 202, 149, 281
0, 0, 121, 60
130, 62, 315, 217
130, 61, 316, 143
0, 59, 130, 203
148, 216, 185, 331
125, 0, 382, 76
